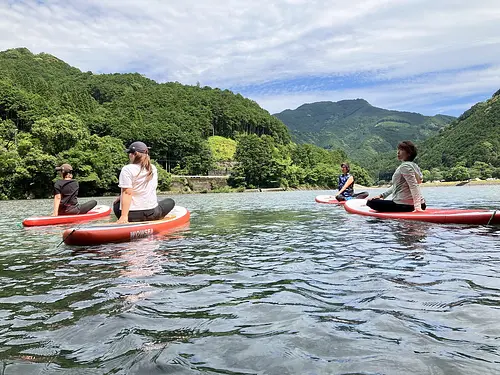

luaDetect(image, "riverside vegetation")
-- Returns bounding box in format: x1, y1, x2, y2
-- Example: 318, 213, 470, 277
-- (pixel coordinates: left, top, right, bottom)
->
0, 48, 371, 199
1, 47, 499, 199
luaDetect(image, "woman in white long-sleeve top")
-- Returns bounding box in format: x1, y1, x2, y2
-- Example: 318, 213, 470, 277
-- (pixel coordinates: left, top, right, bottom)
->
367, 141, 426, 212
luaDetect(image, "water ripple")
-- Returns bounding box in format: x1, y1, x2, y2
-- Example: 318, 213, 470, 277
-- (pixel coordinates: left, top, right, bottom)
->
1, 189, 500, 374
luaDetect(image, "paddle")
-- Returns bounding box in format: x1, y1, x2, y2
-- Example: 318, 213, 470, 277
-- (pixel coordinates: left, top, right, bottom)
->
56, 223, 84, 248
487, 210, 498, 225
353, 192, 369, 199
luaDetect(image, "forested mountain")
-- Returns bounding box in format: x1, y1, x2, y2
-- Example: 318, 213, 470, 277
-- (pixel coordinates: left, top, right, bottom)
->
416, 90, 500, 181
420, 91, 500, 168
359, 91, 500, 183
0, 48, 372, 199
274, 99, 455, 168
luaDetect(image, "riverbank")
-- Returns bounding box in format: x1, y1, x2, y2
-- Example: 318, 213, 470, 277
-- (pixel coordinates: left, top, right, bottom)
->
165, 183, 369, 195
372, 179, 500, 189
164, 179, 500, 195
420, 179, 500, 187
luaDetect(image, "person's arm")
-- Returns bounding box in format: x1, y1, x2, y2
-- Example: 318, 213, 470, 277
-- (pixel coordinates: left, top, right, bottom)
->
338, 175, 354, 195
116, 166, 133, 223
116, 188, 133, 223
369, 186, 394, 200
401, 165, 423, 211
52, 194, 61, 216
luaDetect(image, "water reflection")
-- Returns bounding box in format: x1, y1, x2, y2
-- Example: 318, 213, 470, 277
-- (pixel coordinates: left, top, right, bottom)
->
392, 221, 429, 250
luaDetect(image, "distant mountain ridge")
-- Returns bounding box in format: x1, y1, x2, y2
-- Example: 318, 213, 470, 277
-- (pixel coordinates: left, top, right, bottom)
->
274, 99, 455, 168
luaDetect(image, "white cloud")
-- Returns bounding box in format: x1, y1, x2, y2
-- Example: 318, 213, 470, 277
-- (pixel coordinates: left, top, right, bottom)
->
249, 65, 500, 115
0, 0, 499, 114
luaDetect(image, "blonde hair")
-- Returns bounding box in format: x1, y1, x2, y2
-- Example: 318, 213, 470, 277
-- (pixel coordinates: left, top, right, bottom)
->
132, 151, 153, 181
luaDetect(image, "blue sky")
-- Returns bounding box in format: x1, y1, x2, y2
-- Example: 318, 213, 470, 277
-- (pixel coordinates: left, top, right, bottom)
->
1, 0, 500, 116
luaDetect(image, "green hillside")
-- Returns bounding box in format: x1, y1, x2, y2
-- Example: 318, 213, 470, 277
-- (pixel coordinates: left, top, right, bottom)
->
0, 48, 373, 199
419, 90, 500, 178
0, 48, 290, 198
274, 99, 455, 169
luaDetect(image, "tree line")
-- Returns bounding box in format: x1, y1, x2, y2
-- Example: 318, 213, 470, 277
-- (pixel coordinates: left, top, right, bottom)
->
0, 48, 372, 200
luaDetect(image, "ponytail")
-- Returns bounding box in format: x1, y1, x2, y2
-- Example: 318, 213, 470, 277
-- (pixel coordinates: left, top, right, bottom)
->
132, 152, 153, 181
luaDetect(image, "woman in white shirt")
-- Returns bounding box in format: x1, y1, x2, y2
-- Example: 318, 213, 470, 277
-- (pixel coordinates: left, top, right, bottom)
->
114, 141, 175, 223
367, 141, 426, 212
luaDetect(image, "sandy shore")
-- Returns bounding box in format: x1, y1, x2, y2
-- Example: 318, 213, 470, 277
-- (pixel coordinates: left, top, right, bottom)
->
367, 179, 500, 189
420, 180, 500, 188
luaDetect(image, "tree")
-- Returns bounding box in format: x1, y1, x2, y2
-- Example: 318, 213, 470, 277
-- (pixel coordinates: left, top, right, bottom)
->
350, 164, 373, 187
470, 161, 493, 180
58, 135, 127, 196
232, 134, 284, 188
429, 168, 443, 182
445, 166, 470, 182
31, 114, 89, 154
184, 142, 215, 175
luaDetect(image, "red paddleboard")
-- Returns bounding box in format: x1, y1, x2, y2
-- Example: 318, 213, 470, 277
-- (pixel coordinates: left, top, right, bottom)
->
315, 195, 345, 205
62, 206, 190, 246
344, 199, 499, 225
22, 205, 111, 227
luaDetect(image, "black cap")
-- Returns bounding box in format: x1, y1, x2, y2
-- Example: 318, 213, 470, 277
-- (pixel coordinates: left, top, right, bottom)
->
126, 141, 149, 154
55, 163, 73, 173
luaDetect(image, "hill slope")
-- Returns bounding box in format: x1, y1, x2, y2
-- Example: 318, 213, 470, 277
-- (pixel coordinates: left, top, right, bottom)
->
0, 47, 291, 198
274, 99, 455, 168
420, 91, 500, 169
0, 47, 291, 150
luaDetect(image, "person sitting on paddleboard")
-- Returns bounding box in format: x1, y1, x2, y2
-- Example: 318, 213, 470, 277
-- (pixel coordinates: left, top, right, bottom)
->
114, 141, 175, 224
336, 163, 355, 201
52, 164, 97, 216
367, 141, 426, 212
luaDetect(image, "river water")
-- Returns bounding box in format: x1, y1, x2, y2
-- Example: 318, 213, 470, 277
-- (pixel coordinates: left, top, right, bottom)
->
1, 186, 500, 374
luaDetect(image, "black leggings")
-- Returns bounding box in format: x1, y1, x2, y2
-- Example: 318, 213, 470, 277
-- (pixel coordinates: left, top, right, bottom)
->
366, 199, 426, 212
336, 192, 369, 201
59, 200, 97, 215
113, 198, 175, 222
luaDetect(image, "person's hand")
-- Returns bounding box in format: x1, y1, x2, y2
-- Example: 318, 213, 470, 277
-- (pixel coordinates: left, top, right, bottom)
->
413, 207, 424, 212
116, 216, 129, 224
368, 195, 382, 201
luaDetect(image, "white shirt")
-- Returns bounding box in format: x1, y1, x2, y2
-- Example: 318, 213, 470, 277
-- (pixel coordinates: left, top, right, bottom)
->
118, 164, 158, 211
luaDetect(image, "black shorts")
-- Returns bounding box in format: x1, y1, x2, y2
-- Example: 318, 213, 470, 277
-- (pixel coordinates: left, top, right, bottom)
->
113, 198, 175, 222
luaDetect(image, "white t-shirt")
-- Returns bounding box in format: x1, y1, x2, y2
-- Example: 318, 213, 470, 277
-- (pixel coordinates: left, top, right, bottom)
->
118, 164, 158, 211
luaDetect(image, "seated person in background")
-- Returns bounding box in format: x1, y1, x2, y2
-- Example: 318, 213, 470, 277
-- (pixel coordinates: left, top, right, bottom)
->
114, 141, 175, 224
53, 164, 97, 216
367, 141, 425, 212
336, 163, 355, 201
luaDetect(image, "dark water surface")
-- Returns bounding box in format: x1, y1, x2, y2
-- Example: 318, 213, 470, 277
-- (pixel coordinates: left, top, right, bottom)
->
1, 186, 500, 374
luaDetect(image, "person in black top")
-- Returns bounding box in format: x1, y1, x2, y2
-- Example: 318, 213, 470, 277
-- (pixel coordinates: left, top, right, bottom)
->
52, 164, 97, 216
